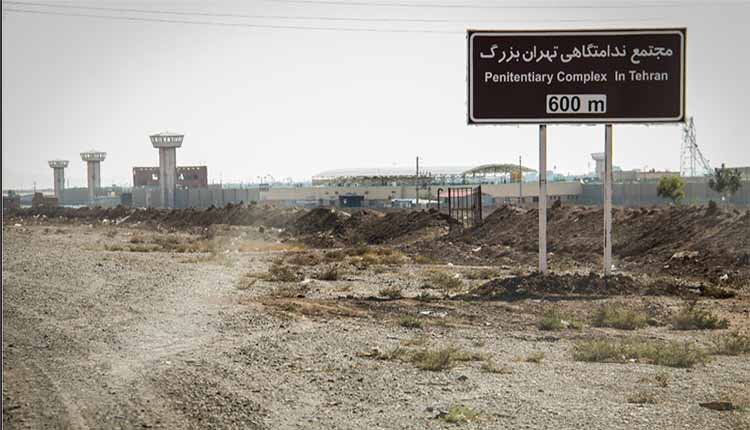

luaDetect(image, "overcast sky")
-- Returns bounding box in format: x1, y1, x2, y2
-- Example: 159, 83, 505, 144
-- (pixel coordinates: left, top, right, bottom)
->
2, 0, 749, 189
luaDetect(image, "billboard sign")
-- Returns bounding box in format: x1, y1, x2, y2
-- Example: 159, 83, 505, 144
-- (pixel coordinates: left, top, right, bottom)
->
467, 29, 686, 124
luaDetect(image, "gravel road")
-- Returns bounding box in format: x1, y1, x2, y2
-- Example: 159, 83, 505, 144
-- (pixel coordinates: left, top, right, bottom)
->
2, 222, 748, 429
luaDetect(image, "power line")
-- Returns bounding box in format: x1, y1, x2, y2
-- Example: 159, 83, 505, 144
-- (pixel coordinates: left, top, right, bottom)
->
1, 7, 456, 33
263, 0, 745, 9
1, 0, 669, 24
1, 6, 678, 33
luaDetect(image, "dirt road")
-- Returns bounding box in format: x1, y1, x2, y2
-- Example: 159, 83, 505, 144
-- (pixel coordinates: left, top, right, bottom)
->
3, 222, 748, 429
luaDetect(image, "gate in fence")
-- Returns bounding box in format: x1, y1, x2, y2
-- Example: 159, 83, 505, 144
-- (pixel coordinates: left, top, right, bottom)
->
439, 186, 482, 228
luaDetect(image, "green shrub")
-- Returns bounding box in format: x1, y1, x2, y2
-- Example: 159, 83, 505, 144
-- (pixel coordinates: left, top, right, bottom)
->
399, 316, 423, 329
591, 305, 651, 330
572, 338, 710, 368
423, 271, 463, 295
538, 310, 583, 331
442, 405, 480, 424
671, 305, 729, 330
264, 263, 299, 282
712, 333, 750, 355
378, 286, 403, 299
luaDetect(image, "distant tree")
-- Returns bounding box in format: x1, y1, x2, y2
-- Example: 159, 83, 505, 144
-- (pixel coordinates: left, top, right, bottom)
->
657, 175, 685, 204
708, 163, 743, 203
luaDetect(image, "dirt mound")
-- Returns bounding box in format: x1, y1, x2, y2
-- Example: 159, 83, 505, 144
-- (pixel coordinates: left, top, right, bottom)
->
427, 205, 750, 285
344, 209, 458, 245
4, 203, 303, 230
464, 272, 688, 301
293, 208, 349, 235
290, 208, 457, 247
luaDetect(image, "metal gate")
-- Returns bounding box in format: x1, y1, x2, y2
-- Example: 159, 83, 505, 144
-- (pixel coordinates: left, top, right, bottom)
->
439, 186, 482, 228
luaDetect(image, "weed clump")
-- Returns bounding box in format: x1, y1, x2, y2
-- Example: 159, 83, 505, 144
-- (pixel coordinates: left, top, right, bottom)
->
481, 360, 512, 374
538, 310, 583, 331
398, 316, 423, 329
423, 271, 463, 295
264, 263, 299, 282
572, 338, 710, 368
627, 391, 657, 405
525, 352, 545, 363
286, 253, 324, 266
441, 405, 480, 424
378, 286, 403, 299
591, 305, 651, 330
701, 285, 736, 299
712, 332, 750, 355
412, 255, 438, 265
359, 345, 485, 371
315, 266, 340, 281
465, 268, 500, 280
671, 304, 729, 330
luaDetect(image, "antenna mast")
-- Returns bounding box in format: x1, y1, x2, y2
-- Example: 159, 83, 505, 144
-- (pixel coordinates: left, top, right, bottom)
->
680, 117, 712, 177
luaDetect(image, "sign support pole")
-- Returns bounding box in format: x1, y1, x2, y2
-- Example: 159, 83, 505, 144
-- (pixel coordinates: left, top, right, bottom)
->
604, 124, 613, 276
538, 125, 548, 274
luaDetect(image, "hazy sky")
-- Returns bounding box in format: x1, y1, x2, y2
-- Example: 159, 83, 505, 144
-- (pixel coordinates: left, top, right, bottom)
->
3, 0, 749, 189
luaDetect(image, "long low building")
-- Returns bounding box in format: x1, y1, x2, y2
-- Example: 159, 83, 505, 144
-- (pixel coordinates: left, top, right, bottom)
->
132, 166, 208, 189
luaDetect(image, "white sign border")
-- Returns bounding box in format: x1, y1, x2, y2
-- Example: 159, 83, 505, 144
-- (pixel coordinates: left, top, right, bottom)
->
467, 29, 686, 124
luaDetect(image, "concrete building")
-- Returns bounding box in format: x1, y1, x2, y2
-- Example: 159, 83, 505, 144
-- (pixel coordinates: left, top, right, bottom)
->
149, 132, 183, 209
80, 150, 106, 205
48, 159, 69, 201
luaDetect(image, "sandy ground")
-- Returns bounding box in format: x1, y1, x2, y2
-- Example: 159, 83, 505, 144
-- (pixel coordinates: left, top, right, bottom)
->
2, 222, 749, 429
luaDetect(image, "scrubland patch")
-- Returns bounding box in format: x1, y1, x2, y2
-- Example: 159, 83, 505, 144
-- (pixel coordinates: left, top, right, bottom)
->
671, 304, 729, 330
441, 405, 481, 424
378, 286, 403, 299
359, 345, 485, 371
537, 310, 583, 331
591, 304, 652, 330
398, 315, 423, 329
712, 332, 750, 355
422, 270, 464, 296
572, 338, 710, 368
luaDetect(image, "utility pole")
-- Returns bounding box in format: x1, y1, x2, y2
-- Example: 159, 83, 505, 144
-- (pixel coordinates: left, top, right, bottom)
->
518, 155, 523, 205
539, 126, 547, 274
415, 156, 419, 207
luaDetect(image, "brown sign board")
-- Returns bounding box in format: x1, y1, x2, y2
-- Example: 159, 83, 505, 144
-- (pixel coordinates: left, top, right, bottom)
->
467, 29, 686, 124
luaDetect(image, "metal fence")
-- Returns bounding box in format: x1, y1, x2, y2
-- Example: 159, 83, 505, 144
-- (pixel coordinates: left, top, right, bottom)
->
440, 186, 483, 228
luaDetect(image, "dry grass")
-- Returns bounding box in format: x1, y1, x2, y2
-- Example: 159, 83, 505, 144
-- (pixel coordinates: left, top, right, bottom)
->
262, 263, 300, 282
591, 304, 652, 330
537, 310, 583, 331
481, 360, 512, 374
572, 338, 710, 368
702, 285, 737, 299
286, 252, 324, 266
359, 345, 485, 371
314, 266, 340, 281
654, 372, 671, 388
236, 275, 258, 290
324, 250, 347, 262
398, 316, 423, 329
525, 352, 545, 363
441, 405, 480, 424
378, 286, 403, 299
465, 268, 500, 280
423, 270, 463, 295
671, 304, 729, 330
412, 255, 439, 265
627, 390, 657, 404
712, 333, 750, 355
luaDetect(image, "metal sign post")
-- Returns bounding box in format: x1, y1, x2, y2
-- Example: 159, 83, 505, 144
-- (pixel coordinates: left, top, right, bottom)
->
603, 125, 613, 275
538, 125, 548, 274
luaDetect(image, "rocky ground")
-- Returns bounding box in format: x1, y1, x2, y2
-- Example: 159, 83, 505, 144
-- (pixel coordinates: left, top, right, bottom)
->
2, 211, 749, 429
